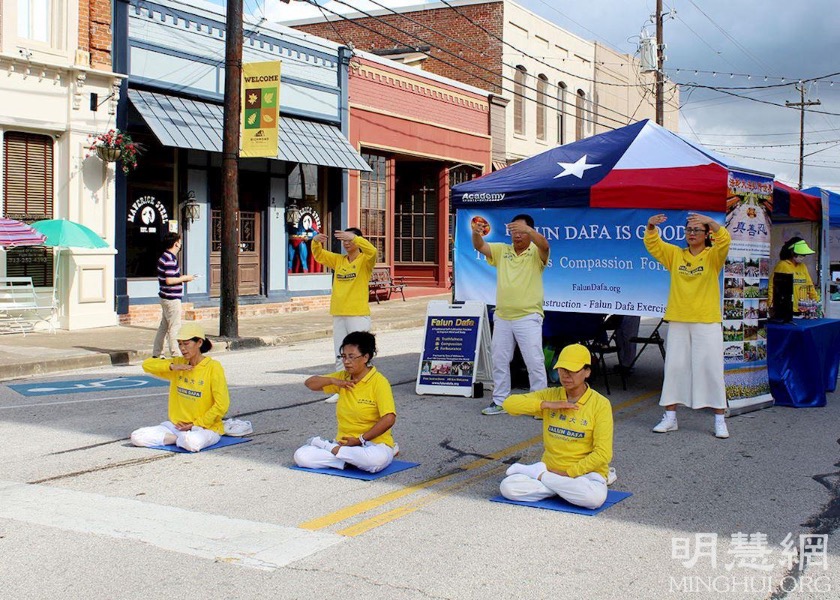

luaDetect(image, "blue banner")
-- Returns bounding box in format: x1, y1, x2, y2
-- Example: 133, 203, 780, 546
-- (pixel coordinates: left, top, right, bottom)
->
454, 207, 725, 317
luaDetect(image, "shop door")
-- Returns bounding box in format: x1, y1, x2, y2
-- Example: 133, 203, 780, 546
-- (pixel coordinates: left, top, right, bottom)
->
210, 210, 262, 297
394, 166, 439, 284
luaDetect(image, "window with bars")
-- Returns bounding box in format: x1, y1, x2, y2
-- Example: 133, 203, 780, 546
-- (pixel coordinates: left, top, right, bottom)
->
395, 171, 437, 264
513, 66, 527, 136
3, 131, 54, 286
576, 89, 586, 141
448, 166, 474, 263
360, 153, 387, 263
557, 82, 567, 145
536, 74, 548, 141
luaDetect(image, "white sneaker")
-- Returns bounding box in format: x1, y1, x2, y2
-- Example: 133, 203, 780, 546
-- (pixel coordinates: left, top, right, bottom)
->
607, 467, 617, 486
714, 420, 730, 439
324, 393, 340, 404
223, 418, 253, 437
306, 436, 334, 450
652, 414, 678, 433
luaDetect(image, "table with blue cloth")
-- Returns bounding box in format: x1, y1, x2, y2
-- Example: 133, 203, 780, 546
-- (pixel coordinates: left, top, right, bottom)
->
767, 318, 840, 407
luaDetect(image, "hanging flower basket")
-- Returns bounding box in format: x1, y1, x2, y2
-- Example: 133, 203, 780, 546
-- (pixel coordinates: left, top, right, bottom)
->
89, 128, 142, 174
95, 145, 122, 163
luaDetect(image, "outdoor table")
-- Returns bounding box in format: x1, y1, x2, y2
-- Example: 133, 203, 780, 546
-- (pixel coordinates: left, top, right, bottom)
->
766, 318, 840, 407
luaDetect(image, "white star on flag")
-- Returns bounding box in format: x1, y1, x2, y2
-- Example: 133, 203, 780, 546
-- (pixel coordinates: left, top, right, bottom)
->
554, 154, 602, 179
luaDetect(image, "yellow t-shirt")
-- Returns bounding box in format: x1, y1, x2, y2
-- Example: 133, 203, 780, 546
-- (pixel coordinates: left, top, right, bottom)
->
644, 227, 730, 323
142, 356, 230, 434
322, 366, 396, 447
503, 386, 613, 480
769, 260, 819, 309
488, 242, 547, 320
313, 236, 377, 316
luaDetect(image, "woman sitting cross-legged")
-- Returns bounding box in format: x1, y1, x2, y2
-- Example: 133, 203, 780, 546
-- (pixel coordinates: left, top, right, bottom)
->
131, 323, 229, 452
500, 344, 613, 510
294, 331, 397, 473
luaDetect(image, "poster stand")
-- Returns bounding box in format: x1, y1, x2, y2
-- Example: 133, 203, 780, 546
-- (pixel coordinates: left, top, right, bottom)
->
416, 300, 492, 397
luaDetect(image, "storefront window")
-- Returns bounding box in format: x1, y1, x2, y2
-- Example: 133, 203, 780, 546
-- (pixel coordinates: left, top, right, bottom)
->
2, 131, 54, 286
360, 153, 387, 264
287, 164, 324, 274
125, 190, 172, 278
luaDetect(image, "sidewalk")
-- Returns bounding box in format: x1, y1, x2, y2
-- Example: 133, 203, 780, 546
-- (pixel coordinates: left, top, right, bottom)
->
0, 293, 448, 382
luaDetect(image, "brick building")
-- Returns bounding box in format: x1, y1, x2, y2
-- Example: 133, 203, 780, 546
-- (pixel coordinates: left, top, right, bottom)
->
285, 0, 679, 166
347, 52, 491, 288
0, 0, 123, 329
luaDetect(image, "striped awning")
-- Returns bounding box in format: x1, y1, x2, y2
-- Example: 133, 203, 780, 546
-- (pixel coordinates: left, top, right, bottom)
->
128, 89, 371, 172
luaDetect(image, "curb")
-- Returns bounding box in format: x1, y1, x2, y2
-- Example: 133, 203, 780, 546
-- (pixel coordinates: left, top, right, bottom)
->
0, 318, 427, 382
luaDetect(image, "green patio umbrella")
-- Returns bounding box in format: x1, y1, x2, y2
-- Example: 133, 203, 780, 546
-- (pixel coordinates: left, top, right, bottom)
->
31, 219, 109, 249
30, 220, 111, 318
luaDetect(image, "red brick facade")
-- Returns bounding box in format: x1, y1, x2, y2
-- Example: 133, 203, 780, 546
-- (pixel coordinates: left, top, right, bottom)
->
346, 55, 491, 287
78, 0, 112, 69
295, 1, 504, 94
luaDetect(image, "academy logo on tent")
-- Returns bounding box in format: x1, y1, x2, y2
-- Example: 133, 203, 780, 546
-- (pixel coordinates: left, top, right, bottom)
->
461, 193, 505, 203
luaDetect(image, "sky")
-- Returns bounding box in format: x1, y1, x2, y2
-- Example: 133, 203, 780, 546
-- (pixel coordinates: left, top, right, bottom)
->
257, 0, 840, 190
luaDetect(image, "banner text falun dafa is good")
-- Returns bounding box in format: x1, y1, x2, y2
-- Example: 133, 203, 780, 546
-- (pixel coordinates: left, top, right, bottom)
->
241, 61, 281, 158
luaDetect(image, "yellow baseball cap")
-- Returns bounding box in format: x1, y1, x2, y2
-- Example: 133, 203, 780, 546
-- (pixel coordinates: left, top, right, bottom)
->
554, 344, 591, 371
176, 322, 212, 353
789, 240, 815, 255
176, 323, 206, 341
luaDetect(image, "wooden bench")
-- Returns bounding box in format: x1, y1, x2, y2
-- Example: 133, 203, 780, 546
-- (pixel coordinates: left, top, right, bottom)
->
369, 266, 407, 303
0, 276, 56, 334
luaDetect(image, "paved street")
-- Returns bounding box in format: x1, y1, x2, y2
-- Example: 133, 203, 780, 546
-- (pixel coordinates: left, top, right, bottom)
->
1, 326, 838, 599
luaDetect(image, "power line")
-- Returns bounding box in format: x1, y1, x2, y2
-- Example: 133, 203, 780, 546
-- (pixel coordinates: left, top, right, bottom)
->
300, 0, 636, 128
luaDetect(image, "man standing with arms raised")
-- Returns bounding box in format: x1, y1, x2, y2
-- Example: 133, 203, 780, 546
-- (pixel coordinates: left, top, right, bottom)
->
473, 214, 550, 415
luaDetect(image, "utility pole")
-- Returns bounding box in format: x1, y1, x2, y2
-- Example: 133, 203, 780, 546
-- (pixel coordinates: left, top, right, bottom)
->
785, 83, 821, 189
220, 0, 243, 337
655, 0, 664, 125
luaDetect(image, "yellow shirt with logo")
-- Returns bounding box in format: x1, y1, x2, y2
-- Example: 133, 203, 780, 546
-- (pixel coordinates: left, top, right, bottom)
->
322, 366, 396, 447
644, 227, 730, 323
488, 242, 547, 320
769, 260, 819, 308
142, 356, 230, 434
313, 235, 377, 316
503, 386, 613, 480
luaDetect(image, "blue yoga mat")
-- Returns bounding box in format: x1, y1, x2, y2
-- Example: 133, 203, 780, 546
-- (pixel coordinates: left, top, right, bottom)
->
148, 435, 252, 453
290, 459, 420, 480
490, 490, 633, 516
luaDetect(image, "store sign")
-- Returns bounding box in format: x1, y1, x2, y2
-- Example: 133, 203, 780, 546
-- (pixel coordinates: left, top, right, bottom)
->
127, 195, 169, 234
288, 205, 323, 274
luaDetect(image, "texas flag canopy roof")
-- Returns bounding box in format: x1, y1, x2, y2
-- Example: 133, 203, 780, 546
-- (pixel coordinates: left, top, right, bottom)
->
452, 119, 761, 212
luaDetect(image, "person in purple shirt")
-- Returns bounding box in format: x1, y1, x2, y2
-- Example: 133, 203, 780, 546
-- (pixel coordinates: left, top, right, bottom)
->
153, 232, 196, 358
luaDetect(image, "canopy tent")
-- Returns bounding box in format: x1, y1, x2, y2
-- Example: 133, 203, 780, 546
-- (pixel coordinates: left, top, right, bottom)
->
452, 119, 772, 211
773, 182, 821, 222
802, 186, 840, 227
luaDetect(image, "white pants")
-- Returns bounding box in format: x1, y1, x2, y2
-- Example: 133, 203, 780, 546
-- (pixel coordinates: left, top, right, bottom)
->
294, 441, 395, 473
333, 316, 372, 370
153, 298, 182, 357
491, 313, 547, 405
131, 421, 220, 453
660, 321, 726, 410
500, 471, 608, 510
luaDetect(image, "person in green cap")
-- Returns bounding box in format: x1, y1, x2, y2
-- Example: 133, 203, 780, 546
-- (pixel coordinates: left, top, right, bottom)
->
769, 237, 820, 313
499, 344, 614, 509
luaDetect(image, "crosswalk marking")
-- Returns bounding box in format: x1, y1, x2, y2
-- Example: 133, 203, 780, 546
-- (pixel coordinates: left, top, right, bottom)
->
0, 480, 343, 570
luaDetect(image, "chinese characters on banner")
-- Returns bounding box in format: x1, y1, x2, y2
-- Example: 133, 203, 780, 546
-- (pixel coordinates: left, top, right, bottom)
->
723, 172, 774, 412
241, 61, 281, 158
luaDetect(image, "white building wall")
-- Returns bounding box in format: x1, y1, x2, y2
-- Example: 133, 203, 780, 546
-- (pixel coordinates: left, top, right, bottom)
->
503, 2, 596, 163
0, 0, 124, 329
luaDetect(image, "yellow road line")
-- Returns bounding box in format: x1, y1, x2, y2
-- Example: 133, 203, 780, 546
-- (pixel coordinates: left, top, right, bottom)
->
299, 389, 658, 532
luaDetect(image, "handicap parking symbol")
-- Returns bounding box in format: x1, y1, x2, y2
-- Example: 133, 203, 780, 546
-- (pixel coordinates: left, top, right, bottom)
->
8, 376, 168, 397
